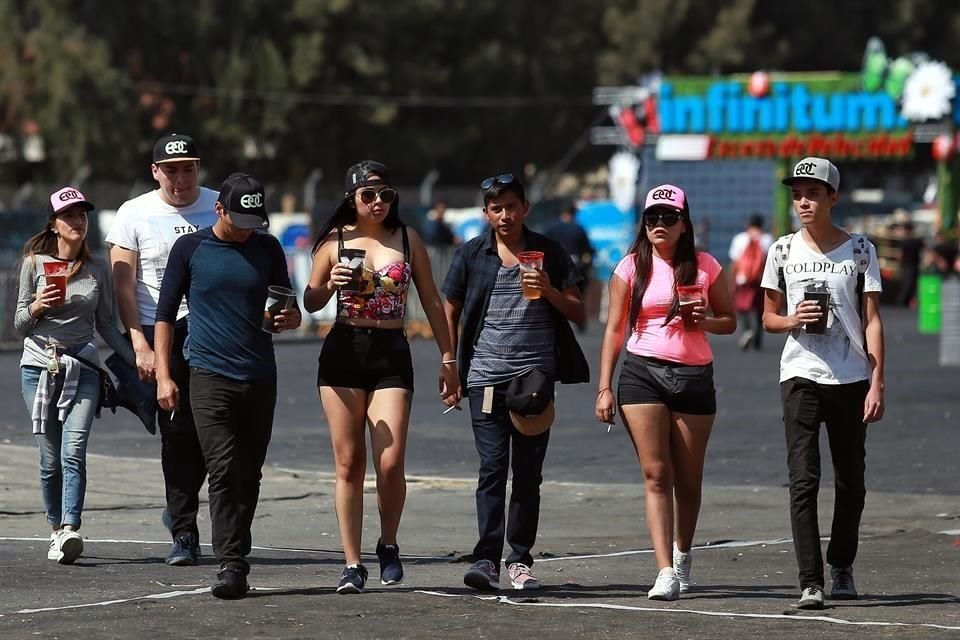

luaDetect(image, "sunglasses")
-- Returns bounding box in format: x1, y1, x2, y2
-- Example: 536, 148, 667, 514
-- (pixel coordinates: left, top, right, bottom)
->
358, 187, 398, 205
643, 211, 683, 228
480, 173, 515, 191
45, 344, 60, 375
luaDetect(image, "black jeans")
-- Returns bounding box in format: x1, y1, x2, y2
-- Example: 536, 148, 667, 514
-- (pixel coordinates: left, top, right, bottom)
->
143, 323, 207, 540
468, 384, 550, 568
190, 367, 277, 573
781, 377, 869, 589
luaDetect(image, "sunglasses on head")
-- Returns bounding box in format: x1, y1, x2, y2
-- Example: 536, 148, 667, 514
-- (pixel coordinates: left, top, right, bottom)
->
480, 173, 515, 191
357, 187, 397, 205
643, 210, 683, 228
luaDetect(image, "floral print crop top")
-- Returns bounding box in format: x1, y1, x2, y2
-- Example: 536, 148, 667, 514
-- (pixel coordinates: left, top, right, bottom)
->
337, 226, 412, 321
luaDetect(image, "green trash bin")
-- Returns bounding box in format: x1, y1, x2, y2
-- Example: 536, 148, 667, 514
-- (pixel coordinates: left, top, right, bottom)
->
918, 273, 942, 334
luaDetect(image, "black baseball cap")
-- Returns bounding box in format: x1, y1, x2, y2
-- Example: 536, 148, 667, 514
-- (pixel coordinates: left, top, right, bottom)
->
343, 160, 390, 195
217, 172, 269, 230
153, 133, 200, 164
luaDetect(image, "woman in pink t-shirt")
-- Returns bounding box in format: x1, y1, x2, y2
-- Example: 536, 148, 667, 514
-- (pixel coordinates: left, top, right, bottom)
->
595, 184, 735, 601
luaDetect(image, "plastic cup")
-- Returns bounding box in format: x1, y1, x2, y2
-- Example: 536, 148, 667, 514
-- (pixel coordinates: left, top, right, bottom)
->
262, 285, 296, 333
43, 260, 69, 307
677, 284, 703, 330
803, 290, 830, 334
338, 248, 367, 292
518, 251, 545, 300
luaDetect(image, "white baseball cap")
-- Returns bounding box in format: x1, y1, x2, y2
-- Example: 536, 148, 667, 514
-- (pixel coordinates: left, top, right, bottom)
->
783, 157, 840, 191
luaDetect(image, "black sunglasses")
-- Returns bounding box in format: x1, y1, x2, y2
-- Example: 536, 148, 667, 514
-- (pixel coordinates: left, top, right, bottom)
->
358, 187, 397, 205
643, 211, 683, 228
480, 173, 515, 191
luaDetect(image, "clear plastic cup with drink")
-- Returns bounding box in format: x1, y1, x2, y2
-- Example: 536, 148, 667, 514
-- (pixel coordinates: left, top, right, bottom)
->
677, 284, 703, 330
518, 251, 545, 300
43, 260, 69, 307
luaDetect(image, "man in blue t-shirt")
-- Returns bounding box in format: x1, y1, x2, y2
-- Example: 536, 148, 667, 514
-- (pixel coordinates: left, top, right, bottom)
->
154, 172, 301, 599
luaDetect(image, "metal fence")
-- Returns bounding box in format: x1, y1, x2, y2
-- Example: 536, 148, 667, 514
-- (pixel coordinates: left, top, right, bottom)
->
0, 246, 459, 348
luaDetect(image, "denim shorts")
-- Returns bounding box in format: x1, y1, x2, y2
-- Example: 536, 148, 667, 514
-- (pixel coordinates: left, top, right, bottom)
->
317, 324, 414, 392
617, 353, 716, 415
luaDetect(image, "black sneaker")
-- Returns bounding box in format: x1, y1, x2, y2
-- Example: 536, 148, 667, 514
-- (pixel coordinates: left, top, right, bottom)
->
211, 566, 248, 600
337, 564, 369, 594
830, 566, 858, 600
376, 540, 403, 585
166, 532, 200, 566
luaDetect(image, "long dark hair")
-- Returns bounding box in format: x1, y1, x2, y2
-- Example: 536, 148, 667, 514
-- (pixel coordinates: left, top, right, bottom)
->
627, 198, 699, 331
21, 206, 96, 277
311, 161, 403, 254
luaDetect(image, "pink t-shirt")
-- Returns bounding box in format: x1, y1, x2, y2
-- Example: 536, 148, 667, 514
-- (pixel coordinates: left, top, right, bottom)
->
613, 251, 723, 365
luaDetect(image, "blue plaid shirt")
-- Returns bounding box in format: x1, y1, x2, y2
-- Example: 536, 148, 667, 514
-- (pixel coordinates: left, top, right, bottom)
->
442, 226, 589, 387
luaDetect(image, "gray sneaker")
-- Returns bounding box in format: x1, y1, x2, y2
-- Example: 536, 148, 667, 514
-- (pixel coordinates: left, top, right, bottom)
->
830, 566, 858, 600
798, 585, 825, 610
464, 559, 500, 591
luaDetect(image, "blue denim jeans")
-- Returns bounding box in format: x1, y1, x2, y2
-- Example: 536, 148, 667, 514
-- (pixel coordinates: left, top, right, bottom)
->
21, 364, 100, 530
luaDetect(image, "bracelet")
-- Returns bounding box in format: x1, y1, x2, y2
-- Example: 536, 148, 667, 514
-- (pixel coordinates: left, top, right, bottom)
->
598, 387, 612, 395
441, 359, 457, 365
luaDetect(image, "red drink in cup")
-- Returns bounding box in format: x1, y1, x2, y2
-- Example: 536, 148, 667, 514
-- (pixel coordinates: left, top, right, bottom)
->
677, 284, 703, 330
43, 260, 69, 307
518, 251, 545, 300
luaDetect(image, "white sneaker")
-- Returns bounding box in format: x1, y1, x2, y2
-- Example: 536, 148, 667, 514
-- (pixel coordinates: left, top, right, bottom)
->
798, 585, 825, 610
647, 567, 680, 601
47, 531, 62, 561
673, 542, 692, 593
58, 530, 83, 565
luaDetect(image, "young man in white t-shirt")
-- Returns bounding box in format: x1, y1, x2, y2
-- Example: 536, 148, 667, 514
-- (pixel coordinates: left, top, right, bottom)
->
761, 157, 885, 611
105, 134, 218, 566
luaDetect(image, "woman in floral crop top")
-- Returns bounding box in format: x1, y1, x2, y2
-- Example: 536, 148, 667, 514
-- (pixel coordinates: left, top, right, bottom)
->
303, 160, 461, 594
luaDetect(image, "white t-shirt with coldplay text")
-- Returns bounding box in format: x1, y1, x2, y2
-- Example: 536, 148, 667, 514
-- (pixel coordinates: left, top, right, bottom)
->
760, 231, 881, 385
105, 188, 218, 324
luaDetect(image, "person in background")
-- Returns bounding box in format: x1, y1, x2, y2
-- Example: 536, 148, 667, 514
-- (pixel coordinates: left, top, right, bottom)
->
421, 199, 460, 247
304, 161, 460, 594
15, 187, 136, 564
544, 204, 595, 330
595, 184, 734, 601
106, 133, 217, 567
922, 231, 958, 277
728, 214, 773, 350
894, 222, 923, 307
155, 172, 302, 599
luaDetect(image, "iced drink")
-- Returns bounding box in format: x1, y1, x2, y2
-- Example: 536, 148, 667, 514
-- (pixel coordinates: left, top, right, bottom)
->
43, 260, 69, 307
518, 251, 545, 300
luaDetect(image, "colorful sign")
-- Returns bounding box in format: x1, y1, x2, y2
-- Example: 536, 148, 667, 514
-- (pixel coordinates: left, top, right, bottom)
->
650, 72, 959, 159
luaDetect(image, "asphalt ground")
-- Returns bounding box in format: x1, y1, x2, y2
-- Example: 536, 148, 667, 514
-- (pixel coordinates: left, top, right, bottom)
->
0, 306, 958, 639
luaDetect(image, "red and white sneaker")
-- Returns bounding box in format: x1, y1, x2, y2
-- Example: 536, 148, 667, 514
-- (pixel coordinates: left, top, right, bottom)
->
507, 562, 541, 590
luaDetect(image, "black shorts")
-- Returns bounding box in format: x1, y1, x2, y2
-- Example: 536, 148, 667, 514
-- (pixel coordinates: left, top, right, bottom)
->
317, 324, 414, 392
617, 353, 716, 415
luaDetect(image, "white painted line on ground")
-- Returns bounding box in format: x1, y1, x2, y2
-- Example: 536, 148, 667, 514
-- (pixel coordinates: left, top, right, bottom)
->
536, 538, 794, 563
16, 588, 210, 614
414, 591, 960, 631
0, 536, 450, 560
940, 529, 960, 535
